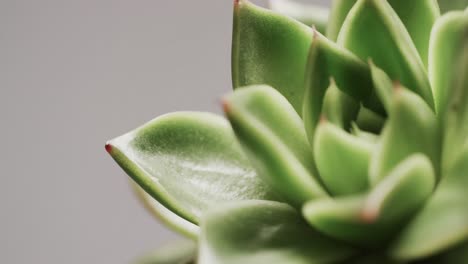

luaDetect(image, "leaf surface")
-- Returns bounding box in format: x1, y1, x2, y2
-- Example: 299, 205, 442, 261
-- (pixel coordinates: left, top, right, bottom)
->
106, 112, 278, 224
198, 200, 355, 264
224, 85, 327, 206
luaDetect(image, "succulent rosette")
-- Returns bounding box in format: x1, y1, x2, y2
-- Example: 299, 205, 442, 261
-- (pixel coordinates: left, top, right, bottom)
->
106, 0, 468, 263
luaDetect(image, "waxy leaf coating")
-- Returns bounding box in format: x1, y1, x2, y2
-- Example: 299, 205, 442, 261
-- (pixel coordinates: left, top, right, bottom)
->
106, 112, 278, 224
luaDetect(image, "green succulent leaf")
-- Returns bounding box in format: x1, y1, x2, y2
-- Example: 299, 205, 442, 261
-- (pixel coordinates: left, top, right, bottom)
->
223, 85, 327, 206
314, 120, 372, 196
387, 0, 440, 66
321, 79, 360, 129
430, 10, 468, 171
369, 87, 439, 185
438, 0, 468, 13
303, 154, 435, 247
370, 61, 396, 113
338, 0, 435, 109
232, 0, 312, 113
303, 29, 382, 151
269, 0, 329, 33
198, 200, 355, 264
390, 146, 468, 260
132, 183, 199, 239
430, 10, 468, 115
106, 112, 278, 225
135, 240, 197, 264
327, 0, 359, 41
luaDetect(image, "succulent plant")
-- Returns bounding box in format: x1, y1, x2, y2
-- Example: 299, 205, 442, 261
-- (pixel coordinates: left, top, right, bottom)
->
105, 0, 468, 263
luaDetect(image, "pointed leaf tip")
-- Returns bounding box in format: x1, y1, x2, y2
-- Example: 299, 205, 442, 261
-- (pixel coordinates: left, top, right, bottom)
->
105, 143, 112, 153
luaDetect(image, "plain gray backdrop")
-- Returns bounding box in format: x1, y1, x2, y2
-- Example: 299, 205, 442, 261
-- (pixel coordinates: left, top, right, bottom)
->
1, 0, 329, 263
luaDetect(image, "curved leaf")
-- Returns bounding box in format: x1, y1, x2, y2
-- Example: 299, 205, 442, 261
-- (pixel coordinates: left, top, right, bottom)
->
223, 85, 327, 206
429, 10, 467, 115
303, 154, 435, 247
430, 11, 468, 170
232, 0, 312, 113
338, 0, 434, 109
135, 240, 197, 264
321, 79, 360, 129
132, 183, 199, 239
314, 121, 372, 196
369, 88, 439, 185
303, 29, 382, 152
106, 112, 278, 224
198, 200, 355, 264
269, 0, 329, 33
390, 146, 468, 260
388, 0, 440, 66
327, 0, 358, 41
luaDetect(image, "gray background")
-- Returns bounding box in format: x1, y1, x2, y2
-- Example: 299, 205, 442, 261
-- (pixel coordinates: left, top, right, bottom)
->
1, 0, 329, 263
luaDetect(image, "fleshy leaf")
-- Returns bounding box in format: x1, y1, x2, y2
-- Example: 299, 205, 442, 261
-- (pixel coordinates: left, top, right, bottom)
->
303, 154, 435, 247
430, 10, 468, 169
388, 0, 440, 66
303, 29, 382, 151
338, 0, 434, 110
198, 200, 355, 264
135, 240, 197, 264
355, 105, 385, 134
232, 0, 312, 113
370, 61, 395, 113
390, 146, 468, 260
106, 112, 278, 224
314, 120, 372, 196
429, 10, 468, 115
321, 79, 360, 129
269, 0, 329, 33
326, 0, 359, 41
223, 85, 327, 206
438, 0, 468, 13
132, 183, 199, 239
369, 88, 439, 185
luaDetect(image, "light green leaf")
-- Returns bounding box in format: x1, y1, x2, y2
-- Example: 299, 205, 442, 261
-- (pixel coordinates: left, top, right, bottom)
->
388, 0, 440, 66
198, 200, 355, 264
321, 79, 360, 130
390, 146, 468, 260
438, 0, 468, 13
106, 112, 278, 225
369, 88, 439, 185
223, 85, 327, 206
327, 0, 358, 41
269, 0, 329, 33
303, 29, 382, 152
370, 61, 396, 113
303, 154, 435, 247
430, 11, 468, 169
135, 240, 196, 264
132, 183, 199, 239
338, 0, 434, 109
429, 10, 467, 115
314, 121, 372, 196
232, 0, 312, 113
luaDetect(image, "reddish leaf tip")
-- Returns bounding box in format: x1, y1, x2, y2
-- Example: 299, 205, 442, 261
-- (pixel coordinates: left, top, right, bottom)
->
393, 80, 402, 92
221, 98, 231, 114
105, 143, 113, 153
319, 115, 328, 124
360, 207, 379, 224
